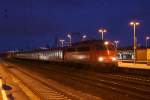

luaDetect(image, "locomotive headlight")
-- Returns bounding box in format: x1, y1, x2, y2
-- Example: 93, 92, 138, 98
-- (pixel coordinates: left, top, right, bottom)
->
104, 41, 109, 45
98, 57, 103, 62
112, 57, 116, 61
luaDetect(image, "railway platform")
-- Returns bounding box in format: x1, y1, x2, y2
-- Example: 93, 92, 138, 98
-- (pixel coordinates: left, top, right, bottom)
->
0, 62, 34, 100
1, 59, 150, 100
118, 61, 150, 76
118, 61, 150, 70
0, 60, 102, 100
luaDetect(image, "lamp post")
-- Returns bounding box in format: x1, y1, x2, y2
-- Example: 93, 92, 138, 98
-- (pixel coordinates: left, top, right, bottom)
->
130, 21, 140, 63
146, 36, 150, 48
146, 36, 150, 64
59, 39, 65, 47
98, 28, 107, 40
67, 34, 72, 46
114, 40, 119, 48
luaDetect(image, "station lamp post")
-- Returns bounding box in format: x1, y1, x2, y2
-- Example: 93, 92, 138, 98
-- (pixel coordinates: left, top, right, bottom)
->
67, 34, 72, 46
130, 21, 140, 63
146, 36, 150, 64
146, 36, 150, 48
98, 28, 107, 40
59, 39, 65, 47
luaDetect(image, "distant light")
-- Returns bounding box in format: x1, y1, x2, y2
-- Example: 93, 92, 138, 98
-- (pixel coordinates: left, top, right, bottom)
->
98, 29, 102, 33
136, 22, 140, 25
130, 21, 140, 26
98, 29, 107, 33
67, 34, 71, 38
130, 22, 134, 25
83, 35, 87, 38
146, 36, 150, 40
103, 29, 107, 32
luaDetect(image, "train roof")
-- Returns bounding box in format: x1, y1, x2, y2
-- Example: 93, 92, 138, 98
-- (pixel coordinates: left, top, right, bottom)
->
15, 40, 112, 54
65, 39, 112, 48
72, 39, 105, 45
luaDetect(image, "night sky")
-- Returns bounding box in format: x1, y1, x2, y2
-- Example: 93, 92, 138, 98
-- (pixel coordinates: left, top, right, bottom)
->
0, 0, 150, 51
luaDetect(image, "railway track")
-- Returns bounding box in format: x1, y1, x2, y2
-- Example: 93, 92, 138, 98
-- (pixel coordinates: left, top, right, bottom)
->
3, 60, 150, 100
6, 67, 74, 100
3, 62, 101, 100
25, 65, 150, 100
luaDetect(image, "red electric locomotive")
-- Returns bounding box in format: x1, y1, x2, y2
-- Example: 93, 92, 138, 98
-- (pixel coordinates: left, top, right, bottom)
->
64, 40, 118, 67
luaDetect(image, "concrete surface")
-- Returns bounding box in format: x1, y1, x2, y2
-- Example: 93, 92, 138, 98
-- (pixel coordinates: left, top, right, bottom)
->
0, 62, 31, 100
118, 61, 150, 69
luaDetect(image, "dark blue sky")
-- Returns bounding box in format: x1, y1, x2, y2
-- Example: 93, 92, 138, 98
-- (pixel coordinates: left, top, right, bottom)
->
0, 0, 150, 51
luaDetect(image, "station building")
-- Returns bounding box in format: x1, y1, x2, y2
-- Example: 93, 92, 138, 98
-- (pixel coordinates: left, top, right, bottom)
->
117, 47, 150, 62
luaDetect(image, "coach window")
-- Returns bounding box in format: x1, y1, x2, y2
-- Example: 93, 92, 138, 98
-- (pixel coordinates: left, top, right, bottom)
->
67, 48, 75, 52
53, 51, 55, 57
54, 51, 56, 58
56, 51, 59, 58
96, 44, 106, 50
50, 51, 52, 58
107, 44, 115, 50
77, 46, 90, 52
58, 50, 60, 59
55, 51, 57, 58
56, 51, 58, 58
60, 51, 63, 59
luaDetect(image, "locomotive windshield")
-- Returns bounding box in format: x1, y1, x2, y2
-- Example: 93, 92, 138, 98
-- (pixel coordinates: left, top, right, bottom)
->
107, 44, 115, 50
96, 43, 115, 50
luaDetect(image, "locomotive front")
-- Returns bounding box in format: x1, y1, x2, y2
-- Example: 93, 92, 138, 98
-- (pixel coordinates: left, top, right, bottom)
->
95, 41, 118, 66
